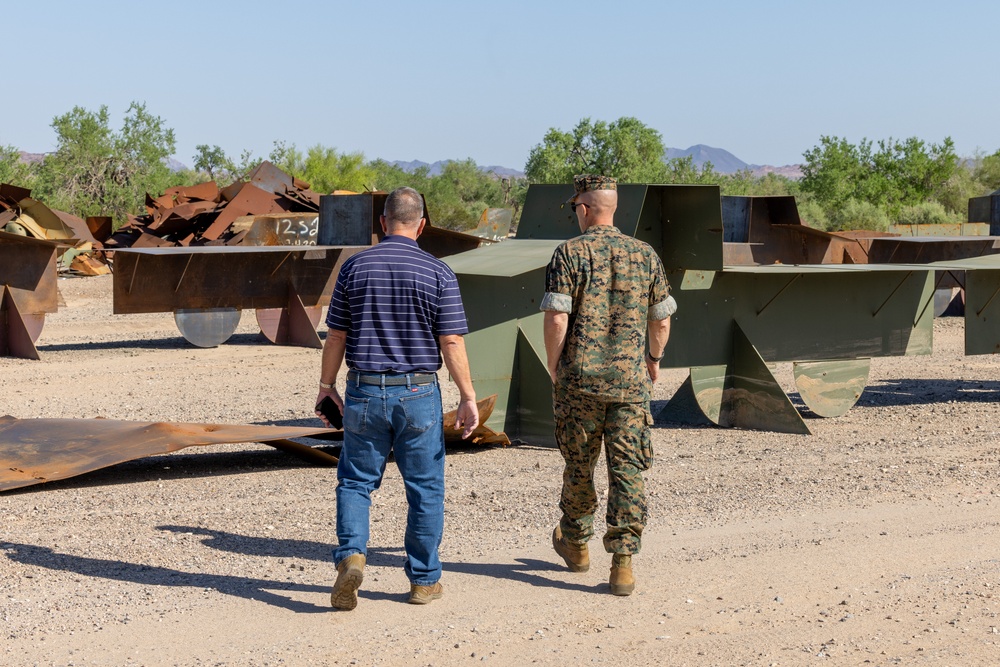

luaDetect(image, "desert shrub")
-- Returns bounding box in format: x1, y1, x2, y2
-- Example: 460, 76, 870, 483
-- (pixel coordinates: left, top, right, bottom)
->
828, 198, 891, 232
896, 201, 959, 225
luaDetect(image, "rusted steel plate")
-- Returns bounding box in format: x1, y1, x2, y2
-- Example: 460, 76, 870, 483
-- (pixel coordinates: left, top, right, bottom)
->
19, 313, 45, 343
868, 237, 1000, 264
0, 231, 60, 315
256, 296, 323, 348
247, 161, 295, 196
112, 246, 346, 314
52, 209, 97, 244
0, 183, 31, 202
1, 288, 41, 359
86, 216, 113, 243
239, 213, 320, 246
889, 223, 990, 236
202, 183, 289, 241
131, 232, 176, 248
0, 416, 340, 493
166, 181, 220, 202
793, 358, 871, 418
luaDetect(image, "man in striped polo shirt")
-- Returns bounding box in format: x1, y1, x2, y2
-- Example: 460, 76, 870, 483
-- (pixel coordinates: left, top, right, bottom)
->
315, 186, 479, 610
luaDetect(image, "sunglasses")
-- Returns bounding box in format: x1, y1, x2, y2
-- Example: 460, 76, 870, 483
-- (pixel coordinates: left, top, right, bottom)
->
570, 202, 587, 213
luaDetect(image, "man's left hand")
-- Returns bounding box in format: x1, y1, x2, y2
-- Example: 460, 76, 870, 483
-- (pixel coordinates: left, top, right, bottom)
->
454, 398, 479, 439
646, 357, 661, 383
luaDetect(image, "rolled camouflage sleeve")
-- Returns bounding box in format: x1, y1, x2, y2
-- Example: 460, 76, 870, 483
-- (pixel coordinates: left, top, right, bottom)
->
540, 244, 574, 313
647, 254, 676, 320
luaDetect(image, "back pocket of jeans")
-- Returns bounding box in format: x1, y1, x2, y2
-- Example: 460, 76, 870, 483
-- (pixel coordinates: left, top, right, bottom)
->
399, 390, 438, 433
344, 397, 369, 434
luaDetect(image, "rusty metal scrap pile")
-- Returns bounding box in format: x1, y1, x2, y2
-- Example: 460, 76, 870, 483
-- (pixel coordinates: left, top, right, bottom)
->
106, 161, 322, 249
0, 183, 109, 276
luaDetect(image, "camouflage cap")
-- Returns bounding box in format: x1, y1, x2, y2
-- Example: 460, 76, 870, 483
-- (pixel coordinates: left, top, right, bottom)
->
565, 174, 617, 204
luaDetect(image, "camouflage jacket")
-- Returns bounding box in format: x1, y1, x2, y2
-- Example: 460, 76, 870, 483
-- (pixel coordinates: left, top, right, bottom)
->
541, 225, 671, 401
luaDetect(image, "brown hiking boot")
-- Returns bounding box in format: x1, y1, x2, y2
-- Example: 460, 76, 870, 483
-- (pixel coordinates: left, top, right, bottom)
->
552, 526, 590, 572
408, 581, 444, 605
609, 554, 635, 596
330, 553, 365, 610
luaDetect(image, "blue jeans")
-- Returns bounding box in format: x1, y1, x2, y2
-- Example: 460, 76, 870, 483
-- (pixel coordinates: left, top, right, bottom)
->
333, 375, 445, 585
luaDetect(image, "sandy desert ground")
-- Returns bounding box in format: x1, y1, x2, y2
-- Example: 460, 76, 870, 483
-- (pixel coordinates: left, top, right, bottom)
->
2, 273, 999, 666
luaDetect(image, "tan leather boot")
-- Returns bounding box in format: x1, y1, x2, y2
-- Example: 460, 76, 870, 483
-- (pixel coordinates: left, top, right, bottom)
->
408, 581, 444, 605
609, 554, 635, 596
330, 553, 365, 610
552, 526, 590, 572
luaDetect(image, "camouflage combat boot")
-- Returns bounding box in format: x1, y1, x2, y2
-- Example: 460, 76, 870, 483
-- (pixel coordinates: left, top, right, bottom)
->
609, 554, 634, 596
552, 525, 590, 572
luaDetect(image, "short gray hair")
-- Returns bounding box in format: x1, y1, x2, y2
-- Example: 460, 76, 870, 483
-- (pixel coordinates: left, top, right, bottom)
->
383, 187, 425, 225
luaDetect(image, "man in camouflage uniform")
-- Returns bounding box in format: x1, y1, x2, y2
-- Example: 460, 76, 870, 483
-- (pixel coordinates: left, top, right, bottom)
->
540, 174, 676, 596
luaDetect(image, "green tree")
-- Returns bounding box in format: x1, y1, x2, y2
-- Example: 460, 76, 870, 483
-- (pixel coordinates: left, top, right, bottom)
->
972, 149, 1000, 194
718, 170, 797, 197
801, 135, 960, 222
193, 144, 232, 181
36, 102, 176, 226
0, 145, 38, 188
524, 117, 669, 183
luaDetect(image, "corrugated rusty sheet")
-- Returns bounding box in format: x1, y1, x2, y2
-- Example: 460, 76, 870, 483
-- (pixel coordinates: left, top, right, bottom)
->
0, 416, 341, 493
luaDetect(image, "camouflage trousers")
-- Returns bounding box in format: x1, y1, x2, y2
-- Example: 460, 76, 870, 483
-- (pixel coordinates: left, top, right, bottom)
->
553, 386, 653, 555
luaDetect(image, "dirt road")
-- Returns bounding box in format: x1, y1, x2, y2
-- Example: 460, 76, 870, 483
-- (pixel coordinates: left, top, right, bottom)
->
2, 274, 999, 666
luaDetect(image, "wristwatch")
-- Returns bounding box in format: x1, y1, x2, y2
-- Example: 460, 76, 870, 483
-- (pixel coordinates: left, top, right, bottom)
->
319, 381, 335, 390
646, 351, 663, 363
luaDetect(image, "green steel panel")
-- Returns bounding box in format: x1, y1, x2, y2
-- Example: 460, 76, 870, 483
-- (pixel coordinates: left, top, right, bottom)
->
514, 184, 654, 240
443, 239, 559, 277
513, 320, 556, 445
666, 268, 935, 367
452, 263, 549, 333
515, 185, 579, 240
963, 268, 1000, 355
515, 185, 723, 274
658, 185, 724, 271
463, 320, 518, 433
517, 310, 548, 366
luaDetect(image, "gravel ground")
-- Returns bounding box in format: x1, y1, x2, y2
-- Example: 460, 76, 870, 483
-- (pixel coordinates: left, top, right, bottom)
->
1, 274, 999, 666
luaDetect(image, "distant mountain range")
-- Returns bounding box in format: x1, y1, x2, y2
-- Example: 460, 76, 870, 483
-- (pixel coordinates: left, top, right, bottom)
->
394, 146, 804, 181
666, 145, 804, 180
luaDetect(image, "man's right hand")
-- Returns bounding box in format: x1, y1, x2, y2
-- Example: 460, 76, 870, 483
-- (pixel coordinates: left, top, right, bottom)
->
315, 387, 344, 428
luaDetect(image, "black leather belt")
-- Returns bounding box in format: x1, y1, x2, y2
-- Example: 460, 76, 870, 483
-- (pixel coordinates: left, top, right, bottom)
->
347, 371, 437, 386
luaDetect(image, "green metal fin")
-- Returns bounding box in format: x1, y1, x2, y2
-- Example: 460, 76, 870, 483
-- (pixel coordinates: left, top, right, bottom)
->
792, 359, 870, 418
727, 324, 810, 434
658, 373, 715, 426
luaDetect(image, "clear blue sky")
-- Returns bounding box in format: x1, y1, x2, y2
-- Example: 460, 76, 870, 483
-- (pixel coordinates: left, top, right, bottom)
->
5, 0, 998, 170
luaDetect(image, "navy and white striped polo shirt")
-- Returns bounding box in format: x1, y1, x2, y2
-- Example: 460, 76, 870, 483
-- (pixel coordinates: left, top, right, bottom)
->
325, 235, 469, 373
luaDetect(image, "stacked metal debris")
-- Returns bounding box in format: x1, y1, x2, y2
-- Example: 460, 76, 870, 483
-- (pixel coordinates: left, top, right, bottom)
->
0, 183, 110, 276
106, 161, 321, 249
